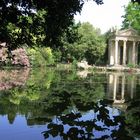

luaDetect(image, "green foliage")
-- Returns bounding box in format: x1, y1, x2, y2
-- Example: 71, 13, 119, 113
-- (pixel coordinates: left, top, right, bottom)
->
6, 22, 22, 45
52, 50, 62, 63
39, 47, 54, 65
132, 0, 140, 3
27, 47, 54, 67
63, 22, 107, 64
0, 0, 103, 49
0, 5, 43, 48
127, 63, 136, 68
5, 9, 47, 48
125, 100, 140, 138
122, 2, 140, 32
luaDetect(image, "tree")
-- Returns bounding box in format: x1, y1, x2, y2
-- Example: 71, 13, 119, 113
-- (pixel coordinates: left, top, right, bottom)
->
122, 2, 140, 32
0, 0, 103, 49
0, 9, 47, 48
63, 22, 106, 64
132, 0, 140, 4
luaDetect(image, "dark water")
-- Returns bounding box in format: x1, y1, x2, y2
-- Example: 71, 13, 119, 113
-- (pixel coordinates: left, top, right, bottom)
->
0, 68, 140, 140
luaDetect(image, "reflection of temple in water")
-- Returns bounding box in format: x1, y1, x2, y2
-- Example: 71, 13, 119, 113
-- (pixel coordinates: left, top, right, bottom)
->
107, 73, 138, 110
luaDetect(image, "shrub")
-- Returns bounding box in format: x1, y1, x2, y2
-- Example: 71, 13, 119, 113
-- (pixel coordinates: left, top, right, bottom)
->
11, 48, 30, 67
26, 47, 54, 67
52, 50, 62, 63
127, 63, 135, 68
0, 47, 30, 67
39, 47, 54, 65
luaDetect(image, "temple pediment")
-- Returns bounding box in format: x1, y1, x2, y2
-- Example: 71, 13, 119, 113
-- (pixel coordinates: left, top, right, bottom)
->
116, 28, 139, 37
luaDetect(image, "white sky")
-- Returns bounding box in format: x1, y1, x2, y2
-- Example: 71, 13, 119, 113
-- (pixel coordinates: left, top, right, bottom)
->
74, 0, 130, 33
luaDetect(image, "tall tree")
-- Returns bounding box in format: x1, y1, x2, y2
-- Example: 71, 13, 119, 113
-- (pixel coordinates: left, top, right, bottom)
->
132, 0, 140, 4
122, 2, 140, 32
0, 0, 103, 49
63, 22, 106, 64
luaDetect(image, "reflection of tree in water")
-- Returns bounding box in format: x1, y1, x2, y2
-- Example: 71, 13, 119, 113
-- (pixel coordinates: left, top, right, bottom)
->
125, 99, 140, 139
0, 68, 55, 124
42, 100, 134, 140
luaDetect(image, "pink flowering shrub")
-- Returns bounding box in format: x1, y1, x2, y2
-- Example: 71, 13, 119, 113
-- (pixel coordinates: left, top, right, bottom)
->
0, 47, 8, 63
11, 48, 30, 67
0, 47, 30, 67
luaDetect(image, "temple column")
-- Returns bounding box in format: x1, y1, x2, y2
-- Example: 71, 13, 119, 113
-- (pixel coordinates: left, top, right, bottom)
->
109, 40, 112, 65
115, 40, 119, 65
123, 40, 127, 65
135, 42, 138, 65
109, 40, 115, 65
132, 41, 136, 65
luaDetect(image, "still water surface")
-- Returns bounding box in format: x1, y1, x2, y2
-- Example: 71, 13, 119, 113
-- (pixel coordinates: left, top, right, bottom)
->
0, 68, 139, 140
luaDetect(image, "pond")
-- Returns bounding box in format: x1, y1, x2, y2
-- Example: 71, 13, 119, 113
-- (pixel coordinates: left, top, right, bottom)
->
0, 68, 139, 140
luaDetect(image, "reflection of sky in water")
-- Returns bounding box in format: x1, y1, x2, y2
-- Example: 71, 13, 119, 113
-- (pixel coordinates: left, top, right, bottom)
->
0, 115, 46, 140
94, 107, 120, 139
49, 106, 121, 139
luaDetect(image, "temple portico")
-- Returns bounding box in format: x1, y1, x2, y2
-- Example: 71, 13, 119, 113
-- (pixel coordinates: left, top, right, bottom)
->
108, 28, 140, 66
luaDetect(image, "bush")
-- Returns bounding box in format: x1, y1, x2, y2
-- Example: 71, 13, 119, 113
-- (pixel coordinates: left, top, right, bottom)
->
26, 47, 54, 67
0, 47, 30, 67
12, 48, 30, 67
52, 50, 62, 63
127, 63, 135, 68
40, 47, 54, 65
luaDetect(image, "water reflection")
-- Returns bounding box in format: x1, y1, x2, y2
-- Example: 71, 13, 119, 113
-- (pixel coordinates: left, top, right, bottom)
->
0, 69, 139, 139
107, 73, 139, 110
0, 68, 30, 90
42, 100, 133, 140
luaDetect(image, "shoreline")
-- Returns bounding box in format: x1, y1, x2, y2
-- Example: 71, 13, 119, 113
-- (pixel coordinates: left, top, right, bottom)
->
57, 63, 140, 73
92, 65, 140, 73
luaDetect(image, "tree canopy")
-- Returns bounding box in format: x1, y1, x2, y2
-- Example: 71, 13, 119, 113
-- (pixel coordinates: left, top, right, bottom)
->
0, 0, 103, 48
62, 22, 106, 64
132, 0, 140, 4
122, 2, 140, 32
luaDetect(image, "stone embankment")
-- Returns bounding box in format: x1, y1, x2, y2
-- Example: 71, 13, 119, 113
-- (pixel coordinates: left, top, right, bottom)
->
93, 65, 140, 73
77, 61, 140, 73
